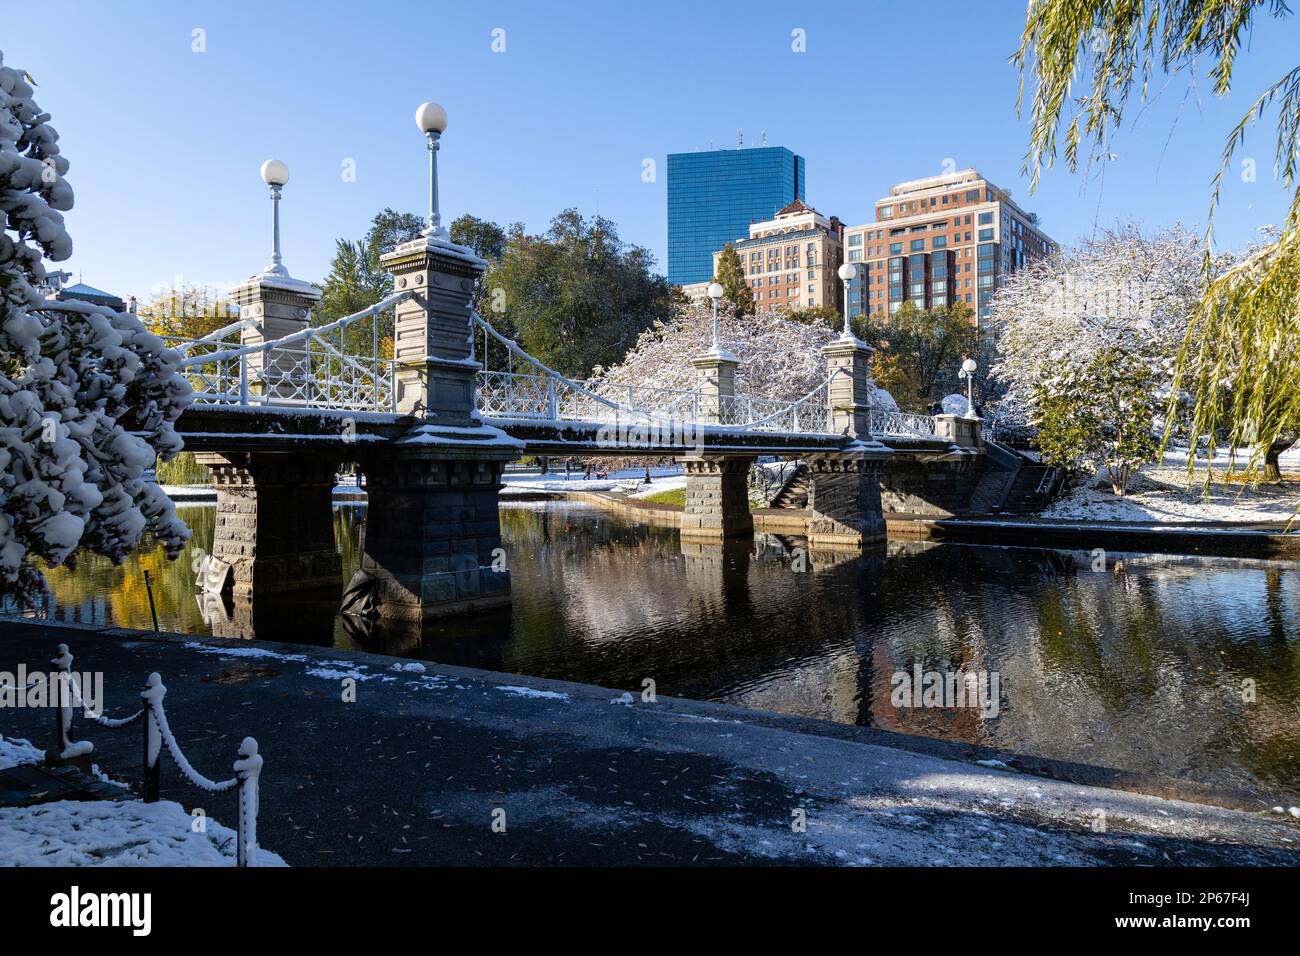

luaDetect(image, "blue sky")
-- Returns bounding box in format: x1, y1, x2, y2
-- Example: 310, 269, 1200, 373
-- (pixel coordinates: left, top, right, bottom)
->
9, 0, 1298, 300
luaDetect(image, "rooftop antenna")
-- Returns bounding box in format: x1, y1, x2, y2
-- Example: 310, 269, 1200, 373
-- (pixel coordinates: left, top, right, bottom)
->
737, 128, 743, 148
761, 129, 767, 147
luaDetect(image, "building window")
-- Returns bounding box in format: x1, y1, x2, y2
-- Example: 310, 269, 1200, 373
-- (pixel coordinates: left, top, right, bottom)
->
978, 211, 994, 225
848, 234, 862, 246
932, 235, 947, 249
910, 239, 925, 252
879, 205, 894, 218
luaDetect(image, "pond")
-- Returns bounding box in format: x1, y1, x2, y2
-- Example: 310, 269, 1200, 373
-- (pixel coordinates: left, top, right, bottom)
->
8, 501, 1299, 801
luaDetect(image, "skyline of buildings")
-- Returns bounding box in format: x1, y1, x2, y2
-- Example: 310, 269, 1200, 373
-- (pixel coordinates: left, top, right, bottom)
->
669, 146, 1056, 329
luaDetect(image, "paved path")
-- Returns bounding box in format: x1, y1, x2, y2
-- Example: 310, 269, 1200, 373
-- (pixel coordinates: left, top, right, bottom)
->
2, 619, 1296, 866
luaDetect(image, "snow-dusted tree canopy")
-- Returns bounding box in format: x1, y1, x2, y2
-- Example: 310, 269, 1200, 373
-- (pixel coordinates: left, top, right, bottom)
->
990, 224, 1215, 419
593, 300, 892, 404
1, 51, 192, 601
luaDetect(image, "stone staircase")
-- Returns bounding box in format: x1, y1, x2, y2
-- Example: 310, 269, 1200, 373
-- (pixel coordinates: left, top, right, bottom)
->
769, 463, 810, 510
1000, 461, 1062, 514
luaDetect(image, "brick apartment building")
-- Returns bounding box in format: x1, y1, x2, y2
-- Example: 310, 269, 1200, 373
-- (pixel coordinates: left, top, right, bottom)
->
843, 168, 1055, 329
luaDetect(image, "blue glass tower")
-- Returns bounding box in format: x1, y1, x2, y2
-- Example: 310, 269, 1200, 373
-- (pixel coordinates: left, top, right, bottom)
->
666, 147, 805, 286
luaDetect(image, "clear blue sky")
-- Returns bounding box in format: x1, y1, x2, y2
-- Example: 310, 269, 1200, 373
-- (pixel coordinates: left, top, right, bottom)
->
8, 0, 1297, 301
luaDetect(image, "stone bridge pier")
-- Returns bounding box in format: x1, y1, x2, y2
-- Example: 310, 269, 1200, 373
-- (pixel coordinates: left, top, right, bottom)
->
805, 332, 892, 549
197, 451, 342, 599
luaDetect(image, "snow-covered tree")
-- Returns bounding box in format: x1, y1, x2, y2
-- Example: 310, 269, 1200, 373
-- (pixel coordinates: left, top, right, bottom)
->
1, 51, 192, 603
990, 225, 1211, 421
593, 299, 892, 404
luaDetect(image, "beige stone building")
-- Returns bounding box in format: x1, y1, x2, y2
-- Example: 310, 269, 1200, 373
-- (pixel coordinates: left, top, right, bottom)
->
709, 200, 844, 312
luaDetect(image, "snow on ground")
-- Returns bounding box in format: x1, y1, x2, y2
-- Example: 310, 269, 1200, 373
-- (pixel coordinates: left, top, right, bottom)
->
1, 734, 285, 866
0, 799, 287, 867
502, 464, 684, 496
1042, 464, 1299, 523
0, 734, 44, 769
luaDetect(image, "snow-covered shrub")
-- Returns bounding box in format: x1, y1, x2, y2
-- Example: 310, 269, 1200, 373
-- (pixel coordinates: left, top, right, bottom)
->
0, 51, 191, 602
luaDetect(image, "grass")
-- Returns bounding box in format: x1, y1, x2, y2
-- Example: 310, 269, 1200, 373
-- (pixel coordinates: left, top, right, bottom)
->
638, 488, 686, 507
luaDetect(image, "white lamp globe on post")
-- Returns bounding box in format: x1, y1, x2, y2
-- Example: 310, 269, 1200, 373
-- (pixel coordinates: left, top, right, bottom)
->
960, 357, 978, 417
837, 262, 858, 338
415, 101, 449, 240
706, 282, 724, 352
259, 159, 291, 278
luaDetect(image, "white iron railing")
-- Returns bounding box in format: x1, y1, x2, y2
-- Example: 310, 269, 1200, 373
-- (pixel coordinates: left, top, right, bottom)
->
868, 409, 939, 439
40, 295, 945, 438
159, 290, 413, 411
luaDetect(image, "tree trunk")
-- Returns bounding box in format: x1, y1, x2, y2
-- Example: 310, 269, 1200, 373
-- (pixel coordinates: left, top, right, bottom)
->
1263, 437, 1295, 484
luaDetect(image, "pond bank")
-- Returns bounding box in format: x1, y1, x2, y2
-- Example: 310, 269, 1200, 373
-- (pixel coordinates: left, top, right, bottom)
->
1, 618, 1296, 866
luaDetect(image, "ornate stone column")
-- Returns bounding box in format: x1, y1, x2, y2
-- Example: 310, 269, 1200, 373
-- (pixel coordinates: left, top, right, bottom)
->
822, 332, 875, 437
230, 275, 319, 403
680, 456, 754, 539
690, 348, 739, 424
197, 452, 343, 599
379, 236, 484, 423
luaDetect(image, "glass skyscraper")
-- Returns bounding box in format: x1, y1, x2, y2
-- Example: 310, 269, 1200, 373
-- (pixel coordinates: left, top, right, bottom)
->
666, 147, 805, 286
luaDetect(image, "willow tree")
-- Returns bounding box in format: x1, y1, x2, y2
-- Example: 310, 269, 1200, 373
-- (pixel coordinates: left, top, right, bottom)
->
1016, 0, 1300, 484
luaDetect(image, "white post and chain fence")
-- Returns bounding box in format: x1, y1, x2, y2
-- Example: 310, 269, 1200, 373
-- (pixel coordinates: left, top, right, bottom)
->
45, 643, 264, 867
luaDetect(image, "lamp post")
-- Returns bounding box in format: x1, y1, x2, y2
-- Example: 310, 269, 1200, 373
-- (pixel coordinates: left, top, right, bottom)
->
259, 159, 290, 278
959, 357, 978, 417
837, 262, 857, 338
706, 282, 724, 352
415, 101, 449, 240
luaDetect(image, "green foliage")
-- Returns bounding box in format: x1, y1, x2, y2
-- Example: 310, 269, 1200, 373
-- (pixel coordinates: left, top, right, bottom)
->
450, 213, 510, 261
1032, 348, 1161, 496
713, 244, 752, 316
484, 209, 671, 378
154, 452, 210, 486
861, 301, 978, 412
317, 208, 425, 356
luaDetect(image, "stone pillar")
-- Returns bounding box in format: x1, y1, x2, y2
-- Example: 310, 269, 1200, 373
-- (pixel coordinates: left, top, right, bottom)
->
806, 449, 892, 549
680, 456, 754, 539
934, 413, 983, 449
197, 452, 342, 599
346, 454, 511, 622
379, 236, 485, 423
341, 235, 523, 622
230, 275, 320, 402
690, 349, 739, 424
821, 333, 875, 437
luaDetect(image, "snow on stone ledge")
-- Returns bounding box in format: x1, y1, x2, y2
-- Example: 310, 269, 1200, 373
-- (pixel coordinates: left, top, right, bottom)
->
0, 735, 45, 770
0, 799, 288, 867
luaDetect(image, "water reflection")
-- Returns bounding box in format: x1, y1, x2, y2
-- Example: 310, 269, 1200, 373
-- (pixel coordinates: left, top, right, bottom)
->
9, 501, 1299, 799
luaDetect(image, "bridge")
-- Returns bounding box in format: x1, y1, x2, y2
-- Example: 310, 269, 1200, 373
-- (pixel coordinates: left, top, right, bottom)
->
47, 133, 997, 627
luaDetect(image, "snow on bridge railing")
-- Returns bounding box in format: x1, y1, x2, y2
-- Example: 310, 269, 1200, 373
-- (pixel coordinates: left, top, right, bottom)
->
157, 290, 416, 411
46, 642, 265, 867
